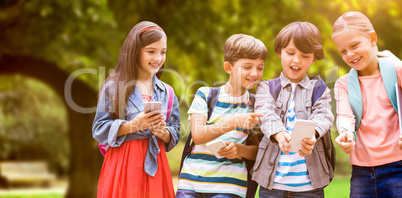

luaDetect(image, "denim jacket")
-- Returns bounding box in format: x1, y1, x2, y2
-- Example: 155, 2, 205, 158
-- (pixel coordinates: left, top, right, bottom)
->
252, 73, 334, 190
92, 76, 180, 176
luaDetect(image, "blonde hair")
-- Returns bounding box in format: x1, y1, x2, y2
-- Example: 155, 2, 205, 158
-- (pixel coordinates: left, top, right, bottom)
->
332, 11, 375, 39
274, 22, 324, 60
223, 34, 268, 65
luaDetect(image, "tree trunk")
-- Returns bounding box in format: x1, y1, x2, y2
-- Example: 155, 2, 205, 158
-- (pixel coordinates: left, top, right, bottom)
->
0, 54, 102, 198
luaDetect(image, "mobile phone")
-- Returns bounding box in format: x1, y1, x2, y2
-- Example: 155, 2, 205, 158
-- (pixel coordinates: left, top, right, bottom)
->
143, 102, 162, 114
289, 120, 316, 152
206, 140, 227, 158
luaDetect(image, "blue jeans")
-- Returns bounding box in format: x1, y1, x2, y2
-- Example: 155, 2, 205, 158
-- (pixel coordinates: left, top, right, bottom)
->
351, 160, 402, 198
175, 189, 241, 198
258, 187, 324, 198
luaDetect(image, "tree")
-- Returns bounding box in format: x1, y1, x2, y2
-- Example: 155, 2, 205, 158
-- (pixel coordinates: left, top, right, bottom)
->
0, 54, 101, 197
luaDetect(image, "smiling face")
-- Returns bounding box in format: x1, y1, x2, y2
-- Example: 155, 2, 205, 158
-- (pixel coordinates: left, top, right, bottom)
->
333, 30, 378, 76
139, 37, 167, 77
226, 58, 265, 93
279, 39, 315, 83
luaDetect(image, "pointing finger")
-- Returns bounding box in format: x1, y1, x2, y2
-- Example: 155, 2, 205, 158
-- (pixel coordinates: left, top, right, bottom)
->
250, 113, 264, 118
346, 131, 355, 142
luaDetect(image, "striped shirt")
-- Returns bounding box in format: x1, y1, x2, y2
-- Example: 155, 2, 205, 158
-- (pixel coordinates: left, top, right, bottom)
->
273, 83, 313, 191
177, 86, 252, 197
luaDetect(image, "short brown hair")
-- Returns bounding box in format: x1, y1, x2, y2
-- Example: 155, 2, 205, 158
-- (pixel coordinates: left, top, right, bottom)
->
224, 34, 268, 64
274, 22, 324, 60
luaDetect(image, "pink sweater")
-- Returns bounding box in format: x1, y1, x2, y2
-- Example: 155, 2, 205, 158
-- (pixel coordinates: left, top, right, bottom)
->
335, 61, 402, 166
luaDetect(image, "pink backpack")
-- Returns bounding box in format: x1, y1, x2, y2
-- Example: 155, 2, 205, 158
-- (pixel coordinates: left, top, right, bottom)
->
98, 83, 174, 156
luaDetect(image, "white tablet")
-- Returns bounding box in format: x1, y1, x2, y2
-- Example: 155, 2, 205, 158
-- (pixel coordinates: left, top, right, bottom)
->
206, 140, 227, 158
289, 120, 316, 152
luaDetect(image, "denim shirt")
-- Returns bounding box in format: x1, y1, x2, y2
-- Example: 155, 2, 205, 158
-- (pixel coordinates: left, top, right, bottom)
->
92, 76, 180, 176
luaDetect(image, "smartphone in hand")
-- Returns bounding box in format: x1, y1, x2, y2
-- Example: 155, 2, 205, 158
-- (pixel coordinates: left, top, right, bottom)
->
144, 102, 162, 114
206, 140, 227, 158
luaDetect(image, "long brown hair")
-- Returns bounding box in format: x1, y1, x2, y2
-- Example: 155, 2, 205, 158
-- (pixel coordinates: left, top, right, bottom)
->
100, 21, 166, 118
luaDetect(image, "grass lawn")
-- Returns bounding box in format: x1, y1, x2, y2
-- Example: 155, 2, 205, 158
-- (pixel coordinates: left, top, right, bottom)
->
324, 177, 350, 198
0, 193, 63, 198
0, 187, 64, 198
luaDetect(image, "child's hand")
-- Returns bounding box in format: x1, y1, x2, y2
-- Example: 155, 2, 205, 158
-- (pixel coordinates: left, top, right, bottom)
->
399, 137, 402, 150
274, 131, 291, 155
218, 141, 239, 159
335, 131, 355, 154
150, 121, 171, 143
299, 134, 317, 157
131, 112, 164, 131
233, 113, 263, 129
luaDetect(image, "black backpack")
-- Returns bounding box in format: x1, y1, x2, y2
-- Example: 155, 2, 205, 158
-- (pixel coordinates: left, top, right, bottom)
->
179, 87, 259, 198
266, 77, 336, 177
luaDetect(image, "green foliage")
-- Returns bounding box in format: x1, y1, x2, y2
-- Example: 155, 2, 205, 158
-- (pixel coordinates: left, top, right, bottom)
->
0, 75, 69, 175
0, 0, 122, 89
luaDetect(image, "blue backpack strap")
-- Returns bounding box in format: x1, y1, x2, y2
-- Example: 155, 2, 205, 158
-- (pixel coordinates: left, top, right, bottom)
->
268, 77, 282, 101
244, 92, 256, 144
247, 92, 256, 139
249, 93, 255, 106
311, 76, 327, 104
179, 87, 220, 173
260, 77, 281, 140
379, 58, 398, 113
348, 58, 398, 130
257, 78, 282, 143
347, 69, 363, 130
208, 87, 220, 120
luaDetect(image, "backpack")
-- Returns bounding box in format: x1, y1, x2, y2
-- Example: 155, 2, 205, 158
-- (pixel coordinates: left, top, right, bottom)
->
179, 87, 259, 198
347, 58, 399, 130
98, 82, 174, 156
267, 76, 336, 177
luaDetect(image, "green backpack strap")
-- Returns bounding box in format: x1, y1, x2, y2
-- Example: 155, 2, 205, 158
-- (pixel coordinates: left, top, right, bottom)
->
347, 58, 398, 130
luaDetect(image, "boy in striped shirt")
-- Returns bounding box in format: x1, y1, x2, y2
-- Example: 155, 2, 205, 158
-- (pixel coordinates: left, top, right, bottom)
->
176, 34, 267, 198
252, 22, 334, 197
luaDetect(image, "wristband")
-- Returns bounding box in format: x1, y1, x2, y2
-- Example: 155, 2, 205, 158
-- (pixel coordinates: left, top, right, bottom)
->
341, 127, 358, 142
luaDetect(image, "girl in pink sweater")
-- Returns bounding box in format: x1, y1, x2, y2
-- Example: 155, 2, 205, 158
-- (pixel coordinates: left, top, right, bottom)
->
332, 11, 402, 197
